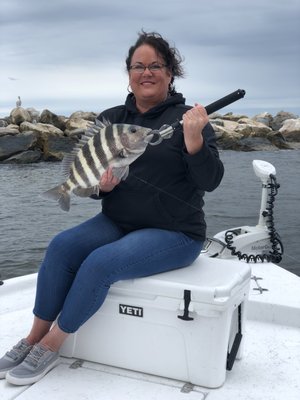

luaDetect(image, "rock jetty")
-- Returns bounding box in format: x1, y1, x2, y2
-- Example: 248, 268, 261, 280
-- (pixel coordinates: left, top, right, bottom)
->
0, 107, 299, 164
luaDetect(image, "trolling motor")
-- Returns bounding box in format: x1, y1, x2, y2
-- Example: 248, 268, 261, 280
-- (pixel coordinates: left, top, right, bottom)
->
148, 89, 246, 144
202, 160, 284, 263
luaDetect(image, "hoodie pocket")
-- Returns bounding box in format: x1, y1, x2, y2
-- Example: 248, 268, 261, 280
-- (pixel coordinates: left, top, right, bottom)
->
154, 191, 201, 222
102, 189, 174, 229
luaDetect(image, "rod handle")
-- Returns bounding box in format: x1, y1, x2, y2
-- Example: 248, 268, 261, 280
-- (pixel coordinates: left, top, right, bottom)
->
205, 89, 246, 115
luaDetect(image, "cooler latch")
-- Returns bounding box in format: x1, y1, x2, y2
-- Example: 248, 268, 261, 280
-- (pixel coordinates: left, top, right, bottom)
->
226, 304, 243, 370
178, 290, 194, 321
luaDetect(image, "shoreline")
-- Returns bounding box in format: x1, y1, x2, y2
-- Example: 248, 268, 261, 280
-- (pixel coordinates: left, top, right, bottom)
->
0, 107, 300, 163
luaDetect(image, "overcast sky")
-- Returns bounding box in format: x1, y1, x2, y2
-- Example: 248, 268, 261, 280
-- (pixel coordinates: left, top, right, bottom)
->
1, 0, 299, 117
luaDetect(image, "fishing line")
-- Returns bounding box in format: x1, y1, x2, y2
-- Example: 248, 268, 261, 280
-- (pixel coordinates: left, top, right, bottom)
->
131, 174, 203, 212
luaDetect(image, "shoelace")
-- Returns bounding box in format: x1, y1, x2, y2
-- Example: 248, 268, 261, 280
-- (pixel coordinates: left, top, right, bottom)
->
24, 345, 47, 368
6, 341, 30, 361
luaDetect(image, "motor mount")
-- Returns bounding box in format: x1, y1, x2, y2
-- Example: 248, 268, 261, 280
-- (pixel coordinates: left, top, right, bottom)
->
202, 160, 284, 263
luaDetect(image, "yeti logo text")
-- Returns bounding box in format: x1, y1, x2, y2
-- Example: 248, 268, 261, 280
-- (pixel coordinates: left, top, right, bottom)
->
119, 304, 143, 317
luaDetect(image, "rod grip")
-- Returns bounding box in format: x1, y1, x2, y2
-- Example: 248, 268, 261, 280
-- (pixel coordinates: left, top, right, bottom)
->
205, 89, 246, 115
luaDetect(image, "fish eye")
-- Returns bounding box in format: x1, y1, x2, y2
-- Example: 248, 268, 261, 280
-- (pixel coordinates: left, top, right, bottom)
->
130, 127, 137, 133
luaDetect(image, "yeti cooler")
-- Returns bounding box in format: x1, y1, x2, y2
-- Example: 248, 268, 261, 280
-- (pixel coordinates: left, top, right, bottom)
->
60, 257, 251, 388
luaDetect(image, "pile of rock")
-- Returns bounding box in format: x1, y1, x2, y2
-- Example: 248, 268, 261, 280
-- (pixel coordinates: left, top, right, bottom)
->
0, 108, 97, 163
209, 111, 300, 151
0, 107, 299, 164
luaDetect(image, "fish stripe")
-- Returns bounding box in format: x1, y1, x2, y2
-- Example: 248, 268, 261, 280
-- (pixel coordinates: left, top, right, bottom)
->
81, 142, 101, 183
88, 138, 105, 178
105, 124, 119, 156
117, 124, 125, 145
74, 155, 90, 187
69, 169, 79, 187
93, 131, 109, 169
114, 125, 124, 152
71, 162, 86, 187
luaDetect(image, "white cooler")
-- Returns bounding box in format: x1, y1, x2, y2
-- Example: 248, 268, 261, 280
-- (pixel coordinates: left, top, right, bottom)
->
60, 256, 251, 388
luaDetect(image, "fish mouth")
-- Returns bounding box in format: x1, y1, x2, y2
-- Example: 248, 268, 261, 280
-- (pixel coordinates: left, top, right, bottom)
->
144, 132, 154, 143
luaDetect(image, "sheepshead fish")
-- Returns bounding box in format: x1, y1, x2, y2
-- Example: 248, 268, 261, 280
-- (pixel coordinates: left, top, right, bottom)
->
41, 119, 153, 211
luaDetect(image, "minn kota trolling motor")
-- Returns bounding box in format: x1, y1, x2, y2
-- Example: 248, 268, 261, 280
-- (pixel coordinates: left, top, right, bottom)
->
202, 160, 284, 263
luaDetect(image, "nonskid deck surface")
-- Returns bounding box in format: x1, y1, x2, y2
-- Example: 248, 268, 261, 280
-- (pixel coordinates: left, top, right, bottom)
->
1, 266, 300, 400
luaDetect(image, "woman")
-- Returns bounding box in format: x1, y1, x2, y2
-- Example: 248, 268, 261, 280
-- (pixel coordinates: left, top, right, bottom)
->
0, 31, 224, 385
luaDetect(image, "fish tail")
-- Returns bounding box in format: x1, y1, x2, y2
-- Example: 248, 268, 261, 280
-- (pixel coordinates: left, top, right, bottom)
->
40, 184, 71, 211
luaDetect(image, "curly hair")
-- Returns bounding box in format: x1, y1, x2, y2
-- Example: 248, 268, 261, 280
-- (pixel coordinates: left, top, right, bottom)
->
126, 30, 184, 94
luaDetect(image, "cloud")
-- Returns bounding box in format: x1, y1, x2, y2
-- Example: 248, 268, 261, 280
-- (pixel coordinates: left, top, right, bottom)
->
1, 0, 299, 116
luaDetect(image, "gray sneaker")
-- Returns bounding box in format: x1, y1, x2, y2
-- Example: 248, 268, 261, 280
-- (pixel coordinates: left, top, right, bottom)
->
6, 343, 59, 385
0, 339, 33, 379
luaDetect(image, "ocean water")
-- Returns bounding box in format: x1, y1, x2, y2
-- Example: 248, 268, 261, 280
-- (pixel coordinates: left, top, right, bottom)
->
0, 150, 299, 280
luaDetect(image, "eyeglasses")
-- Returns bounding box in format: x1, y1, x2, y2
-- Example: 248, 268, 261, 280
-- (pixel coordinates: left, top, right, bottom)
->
129, 63, 167, 74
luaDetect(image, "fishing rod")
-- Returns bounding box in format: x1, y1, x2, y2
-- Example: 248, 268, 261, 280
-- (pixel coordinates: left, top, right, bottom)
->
148, 88, 246, 144
133, 88, 246, 209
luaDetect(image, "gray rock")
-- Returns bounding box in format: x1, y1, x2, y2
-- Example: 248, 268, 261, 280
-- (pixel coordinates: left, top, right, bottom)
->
0, 125, 20, 137
222, 112, 248, 121
252, 112, 273, 127
267, 131, 291, 149
235, 118, 273, 137
209, 118, 224, 127
43, 136, 78, 161
279, 119, 300, 141
10, 107, 32, 125
0, 132, 37, 161
20, 121, 64, 136
209, 112, 223, 120
69, 111, 97, 121
26, 107, 41, 123
271, 111, 299, 131
64, 128, 86, 138
65, 118, 90, 131
235, 137, 278, 151
40, 109, 66, 131
3, 149, 42, 164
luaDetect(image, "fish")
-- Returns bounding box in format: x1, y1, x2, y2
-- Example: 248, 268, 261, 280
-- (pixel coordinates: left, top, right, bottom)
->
41, 119, 154, 211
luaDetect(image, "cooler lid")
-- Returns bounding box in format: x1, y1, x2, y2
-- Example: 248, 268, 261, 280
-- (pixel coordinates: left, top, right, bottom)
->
111, 257, 251, 305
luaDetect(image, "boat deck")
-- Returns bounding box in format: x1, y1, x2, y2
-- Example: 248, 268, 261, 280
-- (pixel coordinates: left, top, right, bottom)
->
1, 263, 299, 400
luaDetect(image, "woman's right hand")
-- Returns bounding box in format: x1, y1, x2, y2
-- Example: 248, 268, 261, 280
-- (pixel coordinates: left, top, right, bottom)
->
99, 167, 121, 192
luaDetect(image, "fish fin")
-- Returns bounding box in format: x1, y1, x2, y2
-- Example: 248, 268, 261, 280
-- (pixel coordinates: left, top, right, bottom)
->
73, 185, 100, 198
94, 117, 111, 128
112, 166, 129, 180
40, 184, 71, 211
118, 149, 128, 158
61, 153, 76, 178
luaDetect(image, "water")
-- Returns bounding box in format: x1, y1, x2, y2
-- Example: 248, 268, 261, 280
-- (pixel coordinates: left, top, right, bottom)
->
0, 150, 299, 280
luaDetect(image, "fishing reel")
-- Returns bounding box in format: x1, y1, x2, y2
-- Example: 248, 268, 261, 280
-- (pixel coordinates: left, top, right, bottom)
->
202, 160, 284, 263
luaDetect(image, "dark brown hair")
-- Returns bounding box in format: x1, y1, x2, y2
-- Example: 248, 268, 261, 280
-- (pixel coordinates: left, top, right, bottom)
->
126, 30, 184, 94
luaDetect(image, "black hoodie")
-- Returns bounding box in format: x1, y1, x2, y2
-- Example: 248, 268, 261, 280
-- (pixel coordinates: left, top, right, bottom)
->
96, 93, 224, 241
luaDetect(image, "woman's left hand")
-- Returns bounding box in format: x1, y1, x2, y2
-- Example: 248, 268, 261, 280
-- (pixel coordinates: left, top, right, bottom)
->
182, 103, 209, 154
99, 167, 121, 192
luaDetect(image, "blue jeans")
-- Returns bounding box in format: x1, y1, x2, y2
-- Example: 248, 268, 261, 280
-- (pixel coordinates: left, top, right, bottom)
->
33, 213, 203, 333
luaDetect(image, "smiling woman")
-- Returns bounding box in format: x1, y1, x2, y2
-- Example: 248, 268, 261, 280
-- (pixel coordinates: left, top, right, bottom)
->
125, 31, 185, 113
128, 45, 172, 113
0, 30, 224, 387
